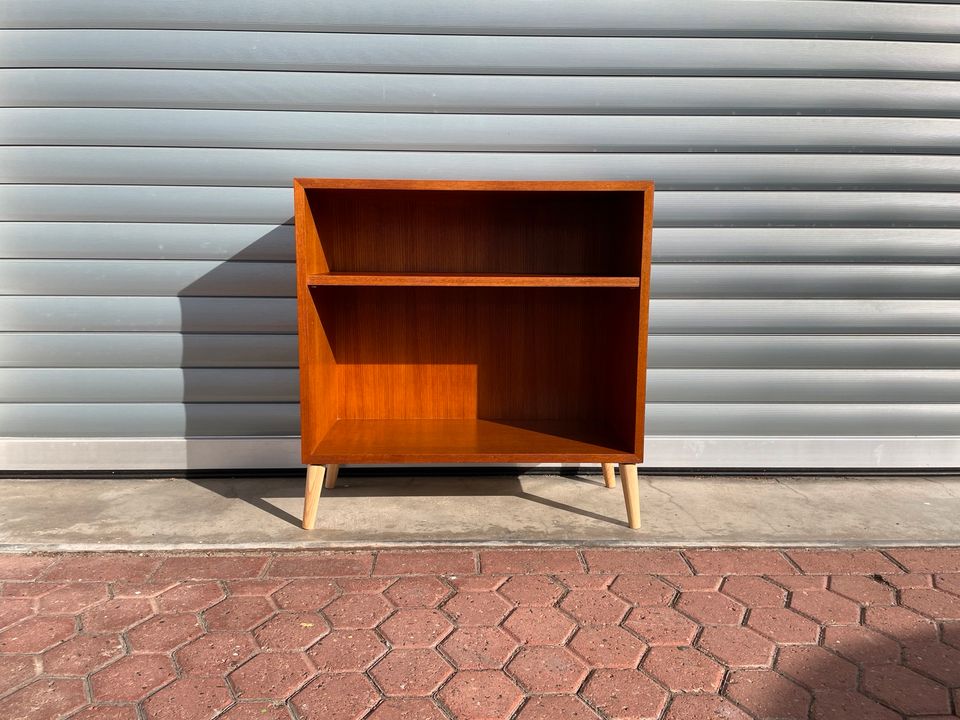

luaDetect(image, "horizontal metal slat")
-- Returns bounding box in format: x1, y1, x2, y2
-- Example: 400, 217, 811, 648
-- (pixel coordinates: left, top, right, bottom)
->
0, 333, 298, 368
2, 368, 956, 404
2, 110, 958, 153
8, 71, 960, 115
1, 34, 958, 77
647, 336, 960, 369
0, 297, 957, 334
651, 264, 960, 299
4, 224, 960, 263
1, 1, 955, 39
0, 223, 292, 261
0, 260, 294, 297
4, 149, 960, 191
647, 370, 960, 403
0, 297, 297, 332
0, 403, 299, 437
2, 186, 958, 227
0, 368, 298, 402
646, 403, 960, 435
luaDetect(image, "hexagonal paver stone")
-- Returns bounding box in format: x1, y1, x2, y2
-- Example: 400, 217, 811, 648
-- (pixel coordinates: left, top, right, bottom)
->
217, 704, 290, 720
370, 648, 453, 697
720, 576, 788, 608
0, 615, 76, 652
308, 629, 387, 672
775, 645, 859, 691
697, 625, 776, 668
506, 646, 588, 693
438, 670, 524, 720
254, 612, 329, 650
90, 654, 177, 702
0, 654, 38, 695
827, 575, 895, 606
337, 577, 395, 594
864, 605, 938, 642
157, 582, 225, 613
143, 676, 233, 720
0, 678, 87, 720
905, 637, 960, 685
643, 646, 724, 693
789, 590, 860, 626
663, 695, 751, 720
153, 555, 269, 582
568, 625, 646, 669
502, 607, 576, 645
385, 577, 451, 608
724, 669, 811, 720
515, 695, 601, 720
83, 599, 154, 632
291, 672, 381, 720
323, 594, 393, 629
747, 608, 820, 644
127, 614, 203, 653
70, 705, 140, 720
379, 609, 453, 648
440, 627, 519, 670
366, 698, 447, 720
271, 578, 339, 611
203, 597, 275, 631
901, 587, 960, 620
442, 592, 513, 627
225, 579, 288, 596
608, 575, 676, 606
822, 625, 900, 665
44, 555, 161, 582
0, 555, 56, 581
811, 689, 900, 720
36, 583, 109, 614
498, 575, 564, 607
675, 591, 746, 626
176, 632, 259, 676
860, 664, 952, 716
623, 607, 699, 646
228, 652, 313, 700
581, 669, 669, 720
42, 633, 124, 675
560, 589, 630, 626
0, 598, 34, 629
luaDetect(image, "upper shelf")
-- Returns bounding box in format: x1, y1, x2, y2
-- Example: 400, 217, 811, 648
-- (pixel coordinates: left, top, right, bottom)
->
306, 273, 640, 288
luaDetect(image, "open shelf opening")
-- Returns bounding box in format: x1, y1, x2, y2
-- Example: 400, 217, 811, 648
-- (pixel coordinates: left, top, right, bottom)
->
304, 285, 640, 462
305, 188, 644, 277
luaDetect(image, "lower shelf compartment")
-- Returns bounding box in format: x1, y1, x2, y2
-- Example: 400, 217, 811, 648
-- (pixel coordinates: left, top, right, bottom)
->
307, 419, 638, 464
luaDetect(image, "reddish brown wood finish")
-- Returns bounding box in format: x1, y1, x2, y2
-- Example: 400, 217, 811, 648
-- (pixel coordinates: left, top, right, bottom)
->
294, 178, 654, 465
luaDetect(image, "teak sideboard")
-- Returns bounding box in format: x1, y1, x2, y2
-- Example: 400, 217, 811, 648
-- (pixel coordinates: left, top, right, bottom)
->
294, 179, 654, 531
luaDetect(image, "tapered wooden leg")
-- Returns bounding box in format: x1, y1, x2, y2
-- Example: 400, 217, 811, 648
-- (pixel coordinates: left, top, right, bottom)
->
324, 464, 340, 489
601, 463, 617, 488
303, 464, 326, 530
618, 463, 641, 530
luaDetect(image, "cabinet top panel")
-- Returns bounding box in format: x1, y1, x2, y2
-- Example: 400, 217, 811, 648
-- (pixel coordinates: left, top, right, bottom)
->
294, 178, 653, 192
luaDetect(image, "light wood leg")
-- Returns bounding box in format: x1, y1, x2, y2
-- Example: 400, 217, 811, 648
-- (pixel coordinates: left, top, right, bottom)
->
303, 464, 326, 530
324, 464, 340, 489
601, 463, 617, 488
618, 463, 641, 530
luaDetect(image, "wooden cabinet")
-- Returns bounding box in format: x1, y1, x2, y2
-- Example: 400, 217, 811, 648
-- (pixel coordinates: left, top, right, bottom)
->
294, 179, 654, 530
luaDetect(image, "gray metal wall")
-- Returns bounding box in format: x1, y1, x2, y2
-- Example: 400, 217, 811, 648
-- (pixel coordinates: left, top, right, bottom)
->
1, 0, 958, 469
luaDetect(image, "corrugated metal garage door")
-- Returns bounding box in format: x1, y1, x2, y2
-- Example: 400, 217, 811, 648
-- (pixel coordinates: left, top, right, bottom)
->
1, 0, 958, 469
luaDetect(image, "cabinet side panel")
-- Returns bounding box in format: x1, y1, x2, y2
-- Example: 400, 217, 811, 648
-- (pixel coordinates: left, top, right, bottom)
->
635, 188, 655, 457
295, 183, 337, 458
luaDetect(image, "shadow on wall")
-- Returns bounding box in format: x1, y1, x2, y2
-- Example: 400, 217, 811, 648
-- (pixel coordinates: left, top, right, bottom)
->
179, 221, 300, 471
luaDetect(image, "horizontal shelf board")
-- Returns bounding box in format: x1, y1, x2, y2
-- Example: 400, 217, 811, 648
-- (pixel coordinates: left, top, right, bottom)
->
307, 273, 640, 288
310, 419, 636, 463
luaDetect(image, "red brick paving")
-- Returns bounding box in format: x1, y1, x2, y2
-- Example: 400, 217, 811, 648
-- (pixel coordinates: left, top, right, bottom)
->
0, 548, 960, 718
